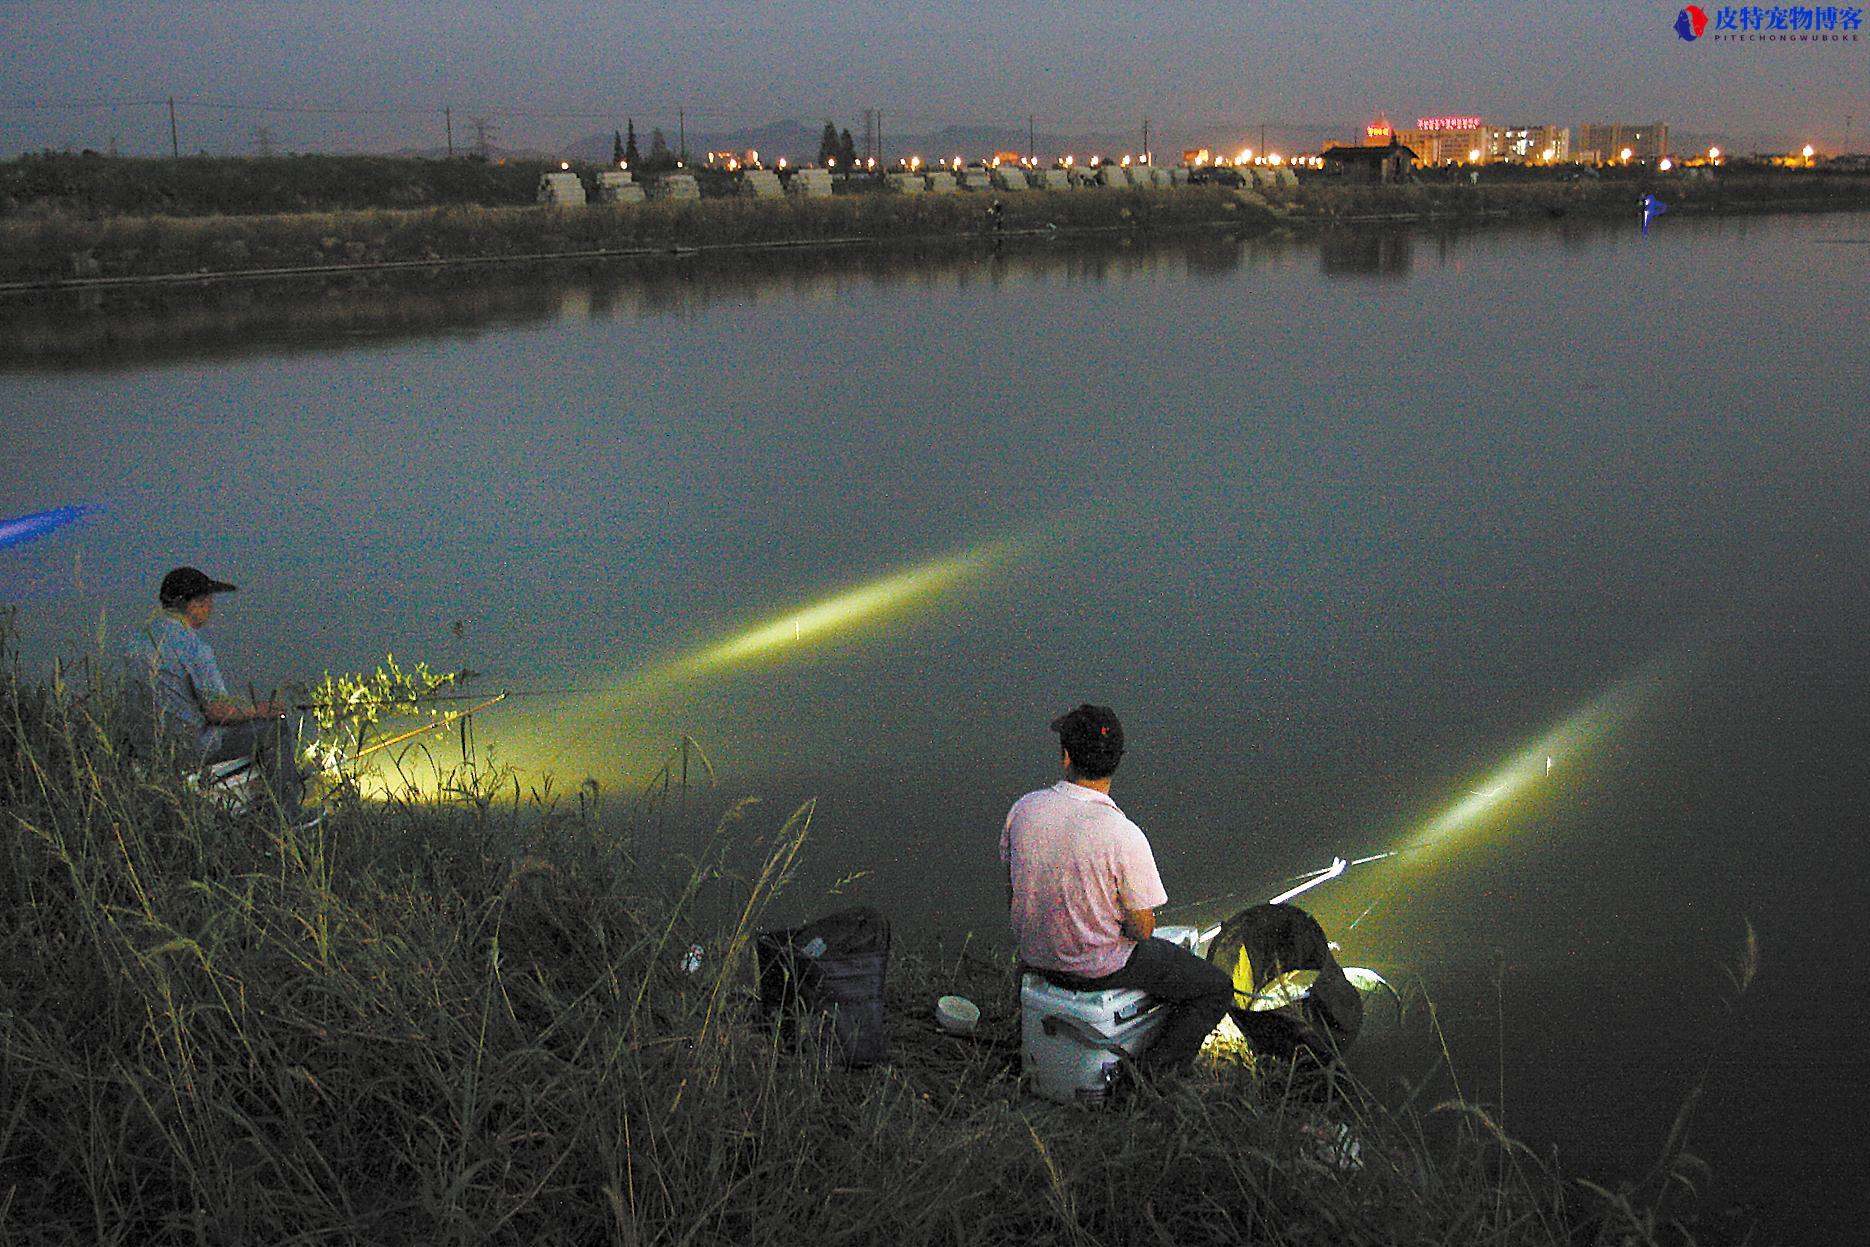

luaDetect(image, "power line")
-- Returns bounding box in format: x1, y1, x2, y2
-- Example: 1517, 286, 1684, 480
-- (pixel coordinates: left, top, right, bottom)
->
0, 96, 860, 123
0, 97, 168, 110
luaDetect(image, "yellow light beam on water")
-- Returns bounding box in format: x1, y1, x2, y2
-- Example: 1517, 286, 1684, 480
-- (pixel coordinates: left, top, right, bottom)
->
669, 540, 1019, 680
491, 535, 1031, 782
1401, 660, 1670, 859
322, 532, 1046, 800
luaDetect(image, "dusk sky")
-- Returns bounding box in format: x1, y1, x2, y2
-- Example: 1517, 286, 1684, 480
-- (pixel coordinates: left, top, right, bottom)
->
2, 2, 1863, 156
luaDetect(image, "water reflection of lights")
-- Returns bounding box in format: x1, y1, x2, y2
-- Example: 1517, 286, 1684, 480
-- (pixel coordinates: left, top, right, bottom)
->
666, 539, 1022, 683
0, 504, 99, 552
1402, 662, 1665, 859
342, 537, 1029, 799
1183, 661, 1667, 957
487, 535, 1034, 779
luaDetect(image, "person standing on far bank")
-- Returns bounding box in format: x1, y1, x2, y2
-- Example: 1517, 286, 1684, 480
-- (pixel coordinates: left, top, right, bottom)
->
1001, 704, 1232, 1077
124, 566, 306, 820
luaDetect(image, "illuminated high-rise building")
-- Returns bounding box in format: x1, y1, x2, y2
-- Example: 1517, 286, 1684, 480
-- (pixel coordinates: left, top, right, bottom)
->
1394, 116, 1495, 164
1577, 123, 1669, 164
1499, 125, 1571, 162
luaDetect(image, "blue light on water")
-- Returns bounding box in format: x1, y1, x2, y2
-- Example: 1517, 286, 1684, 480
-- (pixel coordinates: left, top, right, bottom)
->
0, 505, 99, 553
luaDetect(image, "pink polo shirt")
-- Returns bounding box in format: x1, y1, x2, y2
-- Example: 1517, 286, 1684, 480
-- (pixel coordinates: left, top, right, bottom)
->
1000, 780, 1169, 978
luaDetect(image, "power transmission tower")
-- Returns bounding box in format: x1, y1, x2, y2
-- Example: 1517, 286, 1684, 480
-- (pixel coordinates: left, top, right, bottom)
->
470, 115, 496, 160
252, 125, 276, 157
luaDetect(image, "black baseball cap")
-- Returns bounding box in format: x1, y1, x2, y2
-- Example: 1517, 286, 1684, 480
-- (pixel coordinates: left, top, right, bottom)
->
159, 566, 238, 606
1050, 704, 1124, 765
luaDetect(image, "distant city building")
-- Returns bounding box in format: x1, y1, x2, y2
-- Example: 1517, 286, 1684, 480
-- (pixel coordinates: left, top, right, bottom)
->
1363, 115, 1395, 147
1499, 125, 1571, 162
1395, 116, 1493, 164
1389, 116, 1574, 165
1577, 123, 1669, 164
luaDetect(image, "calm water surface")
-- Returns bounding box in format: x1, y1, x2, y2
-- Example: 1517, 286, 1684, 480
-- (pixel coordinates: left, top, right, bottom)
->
5, 213, 1867, 1236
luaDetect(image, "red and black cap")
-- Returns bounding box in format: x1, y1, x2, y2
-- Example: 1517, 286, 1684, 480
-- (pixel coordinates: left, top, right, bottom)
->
159, 566, 238, 606
1050, 703, 1124, 765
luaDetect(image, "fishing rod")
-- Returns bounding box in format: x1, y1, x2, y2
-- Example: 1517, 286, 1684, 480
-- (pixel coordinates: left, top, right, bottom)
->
295, 690, 487, 710
1192, 850, 1398, 948
350, 691, 509, 761
287, 676, 632, 706
1180, 851, 1400, 922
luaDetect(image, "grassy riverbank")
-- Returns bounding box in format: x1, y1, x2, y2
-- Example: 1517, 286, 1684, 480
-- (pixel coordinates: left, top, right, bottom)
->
4, 152, 1868, 288
0, 631, 1744, 1245
0, 186, 1270, 286
0, 153, 548, 217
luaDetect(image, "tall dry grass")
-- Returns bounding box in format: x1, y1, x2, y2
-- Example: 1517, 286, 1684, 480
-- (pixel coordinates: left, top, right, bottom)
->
1, 622, 1735, 1244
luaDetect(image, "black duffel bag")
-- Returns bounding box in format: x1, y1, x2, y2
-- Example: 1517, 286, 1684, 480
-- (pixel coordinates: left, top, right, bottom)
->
756, 905, 890, 1067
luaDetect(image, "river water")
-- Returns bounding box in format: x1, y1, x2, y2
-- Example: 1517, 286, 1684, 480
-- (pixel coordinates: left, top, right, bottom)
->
5, 212, 1867, 1237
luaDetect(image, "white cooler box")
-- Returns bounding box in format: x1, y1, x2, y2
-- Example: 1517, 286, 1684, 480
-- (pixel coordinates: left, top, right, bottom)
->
1020, 974, 1168, 1105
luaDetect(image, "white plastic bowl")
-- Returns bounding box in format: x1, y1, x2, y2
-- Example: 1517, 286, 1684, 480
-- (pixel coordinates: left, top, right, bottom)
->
935, 994, 980, 1035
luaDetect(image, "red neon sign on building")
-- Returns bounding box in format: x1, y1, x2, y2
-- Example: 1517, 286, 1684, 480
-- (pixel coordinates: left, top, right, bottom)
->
1414, 116, 1484, 131
1366, 121, 1393, 142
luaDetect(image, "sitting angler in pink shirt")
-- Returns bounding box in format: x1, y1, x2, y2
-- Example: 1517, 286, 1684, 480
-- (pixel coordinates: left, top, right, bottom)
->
1001, 704, 1232, 1077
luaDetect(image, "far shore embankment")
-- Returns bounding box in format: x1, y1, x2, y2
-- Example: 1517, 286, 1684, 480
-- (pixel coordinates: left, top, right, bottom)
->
3, 152, 1868, 291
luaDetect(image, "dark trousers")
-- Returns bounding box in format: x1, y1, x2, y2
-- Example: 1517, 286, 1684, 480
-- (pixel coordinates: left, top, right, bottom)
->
1054, 937, 1233, 1072
202, 715, 304, 817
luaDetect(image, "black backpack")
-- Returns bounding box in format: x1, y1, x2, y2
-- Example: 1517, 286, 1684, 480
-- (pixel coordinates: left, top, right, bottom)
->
756, 905, 891, 1067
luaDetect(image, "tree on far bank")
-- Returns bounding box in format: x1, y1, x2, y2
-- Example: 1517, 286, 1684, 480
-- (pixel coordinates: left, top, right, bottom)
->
612, 130, 625, 165
625, 120, 641, 168
839, 128, 857, 172
646, 128, 675, 172
818, 121, 840, 167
